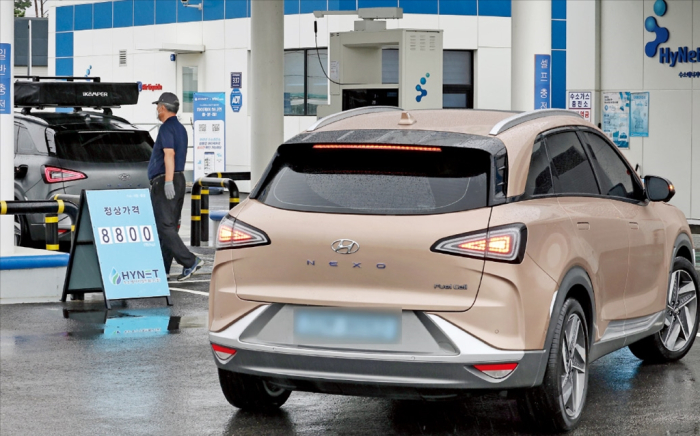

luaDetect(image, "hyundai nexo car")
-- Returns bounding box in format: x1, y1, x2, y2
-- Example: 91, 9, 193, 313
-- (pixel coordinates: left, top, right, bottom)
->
208, 108, 698, 432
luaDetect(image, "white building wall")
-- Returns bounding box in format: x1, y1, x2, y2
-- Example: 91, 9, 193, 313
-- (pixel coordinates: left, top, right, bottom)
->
567, 0, 699, 219
49, 10, 513, 195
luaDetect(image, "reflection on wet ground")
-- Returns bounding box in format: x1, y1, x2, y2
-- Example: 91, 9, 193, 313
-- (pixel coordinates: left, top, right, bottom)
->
62, 307, 182, 339
1, 290, 699, 436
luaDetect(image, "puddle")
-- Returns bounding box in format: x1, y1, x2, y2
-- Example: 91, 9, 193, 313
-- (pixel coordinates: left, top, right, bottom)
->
62, 307, 190, 338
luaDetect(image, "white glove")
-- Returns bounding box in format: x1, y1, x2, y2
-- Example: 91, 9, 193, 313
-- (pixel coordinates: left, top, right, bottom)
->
164, 181, 175, 200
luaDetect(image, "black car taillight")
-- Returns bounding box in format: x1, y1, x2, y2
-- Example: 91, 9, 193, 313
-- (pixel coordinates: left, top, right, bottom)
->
42, 166, 87, 184
431, 223, 527, 263
216, 215, 270, 250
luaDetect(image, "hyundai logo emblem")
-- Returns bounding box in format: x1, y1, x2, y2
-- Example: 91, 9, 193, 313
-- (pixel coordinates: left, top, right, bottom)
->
331, 239, 360, 254
118, 173, 130, 181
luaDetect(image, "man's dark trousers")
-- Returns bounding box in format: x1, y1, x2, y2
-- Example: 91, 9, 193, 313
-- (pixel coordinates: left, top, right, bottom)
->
150, 172, 196, 274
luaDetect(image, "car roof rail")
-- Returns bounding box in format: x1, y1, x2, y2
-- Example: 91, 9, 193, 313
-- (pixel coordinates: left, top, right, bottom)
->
15, 76, 101, 82
306, 106, 404, 132
489, 109, 582, 136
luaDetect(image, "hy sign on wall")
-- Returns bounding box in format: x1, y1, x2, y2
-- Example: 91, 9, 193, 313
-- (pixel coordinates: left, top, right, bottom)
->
645, 0, 700, 76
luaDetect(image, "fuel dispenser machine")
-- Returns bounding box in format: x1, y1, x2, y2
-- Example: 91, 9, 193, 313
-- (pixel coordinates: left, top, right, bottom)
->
317, 17, 443, 117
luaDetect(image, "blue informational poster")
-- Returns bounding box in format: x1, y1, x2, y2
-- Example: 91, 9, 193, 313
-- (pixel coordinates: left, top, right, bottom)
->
193, 92, 226, 180
0, 43, 11, 115
602, 92, 631, 149
534, 54, 551, 110
630, 92, 650, 137
86, 189, 170, 301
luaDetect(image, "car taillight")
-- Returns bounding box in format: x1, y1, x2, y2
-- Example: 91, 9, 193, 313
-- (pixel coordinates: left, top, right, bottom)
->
431, 223, 527, 263
313, 144, 441, 152
473, 363, 518, 379
42, 166, 87, 184
216, 215, 270, 250
211, 343, 237, 361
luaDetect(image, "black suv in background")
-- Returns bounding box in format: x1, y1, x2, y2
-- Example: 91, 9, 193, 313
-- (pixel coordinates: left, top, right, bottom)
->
13, 77, 150, 248
14, 110, 153, 246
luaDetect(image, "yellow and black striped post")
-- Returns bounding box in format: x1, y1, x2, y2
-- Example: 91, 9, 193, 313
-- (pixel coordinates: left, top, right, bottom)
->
44, 213, 59, 250
190, 184, 202, 247
201, 187, 210, 243
53, 195, 79, 240
0, 200, 79, 250
191, 176, 244, 247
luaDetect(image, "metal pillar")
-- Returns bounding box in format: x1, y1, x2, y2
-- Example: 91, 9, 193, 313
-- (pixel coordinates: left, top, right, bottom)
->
511, 0, 551, 111
28, 20, 32, 76
250, 0, 284, 186
0, 0, 14, 255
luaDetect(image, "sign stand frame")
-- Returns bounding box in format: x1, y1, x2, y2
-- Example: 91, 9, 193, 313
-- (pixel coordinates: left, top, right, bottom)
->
61, 190, 173, 309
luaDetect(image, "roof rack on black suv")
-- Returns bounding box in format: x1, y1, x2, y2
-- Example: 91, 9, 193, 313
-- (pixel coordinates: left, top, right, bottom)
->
14, 76, 139, 116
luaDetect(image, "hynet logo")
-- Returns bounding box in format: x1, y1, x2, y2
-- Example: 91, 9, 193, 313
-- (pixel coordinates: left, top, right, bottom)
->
109, 268, 161, 286
645, 0, 669, 58
110, 268, 122, 285
415, 73, 430, 103
645, 0, 700, 71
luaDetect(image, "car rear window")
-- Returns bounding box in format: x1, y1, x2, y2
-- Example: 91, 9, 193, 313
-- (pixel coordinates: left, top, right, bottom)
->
256, 144, 490, 215
55, 131, 153, 163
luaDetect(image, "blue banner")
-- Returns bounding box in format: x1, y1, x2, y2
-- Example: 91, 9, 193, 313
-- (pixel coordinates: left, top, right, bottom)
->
193, 92, 226, 180
534, 54, 551, 110
86, 189, 170, 301
0, 43, 11, 115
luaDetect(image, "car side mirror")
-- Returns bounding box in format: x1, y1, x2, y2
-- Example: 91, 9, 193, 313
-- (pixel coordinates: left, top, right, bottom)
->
644, 175, 675, 202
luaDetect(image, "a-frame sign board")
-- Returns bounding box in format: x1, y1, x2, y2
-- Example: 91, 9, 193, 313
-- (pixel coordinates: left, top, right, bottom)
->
62, 189, 172, 309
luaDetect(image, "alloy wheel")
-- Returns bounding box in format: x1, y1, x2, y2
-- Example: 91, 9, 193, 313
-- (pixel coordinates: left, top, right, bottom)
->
660, 269, 698, 352
561, 313, 586, 418
14, 216, 22, 246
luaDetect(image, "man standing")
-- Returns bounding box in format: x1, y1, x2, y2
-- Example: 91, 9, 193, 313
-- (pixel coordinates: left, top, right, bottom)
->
149, 92, 203, 281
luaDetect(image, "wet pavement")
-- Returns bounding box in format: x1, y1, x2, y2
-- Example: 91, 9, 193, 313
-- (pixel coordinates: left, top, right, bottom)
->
2, 192, 699, 435
2, 284, 699, 435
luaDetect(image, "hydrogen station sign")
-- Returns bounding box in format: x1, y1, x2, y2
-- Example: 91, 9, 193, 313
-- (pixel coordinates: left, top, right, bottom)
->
62, 189, 171, 309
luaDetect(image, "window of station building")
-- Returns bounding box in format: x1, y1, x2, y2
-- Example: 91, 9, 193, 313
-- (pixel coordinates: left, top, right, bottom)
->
443, 51, 473, 109
381, 49, 473, 108
284, 48, 329, 116
382, 49, 399, 84
182, 66, 198, 113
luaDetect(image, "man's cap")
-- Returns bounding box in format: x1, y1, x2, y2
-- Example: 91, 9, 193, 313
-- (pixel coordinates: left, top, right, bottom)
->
152, 92, 179, 106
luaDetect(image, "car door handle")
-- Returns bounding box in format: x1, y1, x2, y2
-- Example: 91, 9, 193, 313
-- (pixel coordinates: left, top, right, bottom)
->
628, 222, 639, 230
577, 222, 590, 230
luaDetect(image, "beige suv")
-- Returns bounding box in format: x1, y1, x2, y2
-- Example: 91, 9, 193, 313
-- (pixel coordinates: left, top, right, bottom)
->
208, 108, 698, 432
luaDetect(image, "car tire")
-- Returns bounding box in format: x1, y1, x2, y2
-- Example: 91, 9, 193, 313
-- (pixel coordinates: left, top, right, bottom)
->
14, 214, 29, 247
628, 257, 699, 363
517, 298, 589, 433
218, 369, 291, 411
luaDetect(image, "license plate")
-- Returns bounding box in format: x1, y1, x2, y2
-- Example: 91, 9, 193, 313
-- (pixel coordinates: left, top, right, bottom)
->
293, 307, 401, 344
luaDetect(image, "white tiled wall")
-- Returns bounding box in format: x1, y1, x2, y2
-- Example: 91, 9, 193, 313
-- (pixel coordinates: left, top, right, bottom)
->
571, 0, 700, 218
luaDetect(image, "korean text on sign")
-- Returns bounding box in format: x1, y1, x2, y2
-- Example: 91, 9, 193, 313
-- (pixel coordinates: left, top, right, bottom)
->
568, 92, 592, 110
0, 43, 11, 115
534, 54, 551, 110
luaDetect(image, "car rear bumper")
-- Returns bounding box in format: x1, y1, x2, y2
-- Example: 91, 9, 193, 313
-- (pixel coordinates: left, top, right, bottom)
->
209, 305, 548, 398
